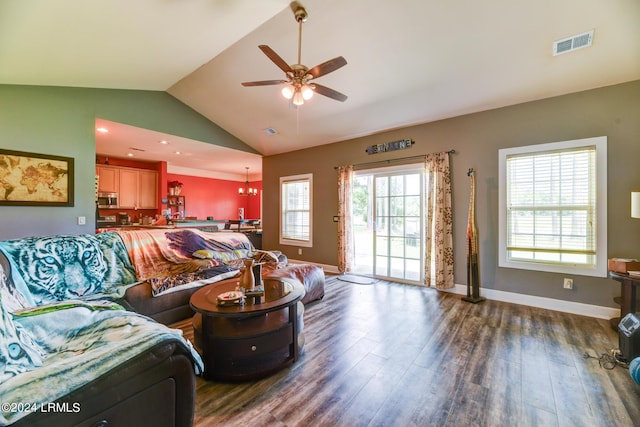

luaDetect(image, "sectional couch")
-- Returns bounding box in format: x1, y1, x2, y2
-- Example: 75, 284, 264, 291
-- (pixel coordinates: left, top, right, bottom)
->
0, 228, 324, 426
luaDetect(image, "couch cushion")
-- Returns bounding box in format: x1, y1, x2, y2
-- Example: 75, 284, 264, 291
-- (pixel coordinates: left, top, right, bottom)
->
0, 235, 108, 309
0, 283, 44, 383
1, 301, 202, 425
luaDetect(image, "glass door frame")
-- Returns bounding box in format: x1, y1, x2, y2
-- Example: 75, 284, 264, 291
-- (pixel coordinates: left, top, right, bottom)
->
351, 163, 425, 285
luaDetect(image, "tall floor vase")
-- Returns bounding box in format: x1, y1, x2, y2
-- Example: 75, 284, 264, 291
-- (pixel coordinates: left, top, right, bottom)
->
462, 168, 485, 304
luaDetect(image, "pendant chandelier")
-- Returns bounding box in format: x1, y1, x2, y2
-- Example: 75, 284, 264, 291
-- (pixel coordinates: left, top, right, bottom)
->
238, 167, 257, 196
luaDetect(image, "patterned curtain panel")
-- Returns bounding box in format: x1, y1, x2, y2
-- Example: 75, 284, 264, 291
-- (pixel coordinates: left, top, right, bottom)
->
337, 165, 353, 274
424, 152, 454, 289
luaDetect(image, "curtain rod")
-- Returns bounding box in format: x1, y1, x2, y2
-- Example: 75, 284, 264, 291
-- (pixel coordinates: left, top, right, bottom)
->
334, 149, 455, 170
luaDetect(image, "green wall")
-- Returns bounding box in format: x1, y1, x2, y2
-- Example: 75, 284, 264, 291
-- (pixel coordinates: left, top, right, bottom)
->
0, 85, 255, 239
262, 80, 640, 308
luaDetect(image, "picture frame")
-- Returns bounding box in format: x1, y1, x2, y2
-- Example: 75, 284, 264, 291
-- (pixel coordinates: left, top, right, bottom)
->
0, 149, 74, 207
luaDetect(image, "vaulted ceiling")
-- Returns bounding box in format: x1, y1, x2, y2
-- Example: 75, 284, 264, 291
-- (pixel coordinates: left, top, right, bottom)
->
2, 0, 639, 177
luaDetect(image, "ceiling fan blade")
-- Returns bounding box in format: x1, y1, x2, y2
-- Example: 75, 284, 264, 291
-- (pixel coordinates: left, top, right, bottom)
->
307, 56, 347, 79
312, 84, 348, 102
258, 45, 292, 74
241, 80, 287, 87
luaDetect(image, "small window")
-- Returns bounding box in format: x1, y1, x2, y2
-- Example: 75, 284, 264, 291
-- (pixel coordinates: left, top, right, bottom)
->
498, 136, 607, 277
280, 173, 313, 247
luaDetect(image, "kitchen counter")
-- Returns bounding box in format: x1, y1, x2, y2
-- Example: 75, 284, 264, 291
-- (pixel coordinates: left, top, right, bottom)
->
96, 220, 218, 231
122, 221, 221, 231
98, 220, 261, 233
97, 221, 262, 248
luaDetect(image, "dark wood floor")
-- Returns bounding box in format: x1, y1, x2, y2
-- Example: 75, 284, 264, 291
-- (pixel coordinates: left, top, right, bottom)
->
173, 276, 640, 427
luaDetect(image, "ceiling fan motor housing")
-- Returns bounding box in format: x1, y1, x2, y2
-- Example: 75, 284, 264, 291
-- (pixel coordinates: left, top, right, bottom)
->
291, 2, 308, 22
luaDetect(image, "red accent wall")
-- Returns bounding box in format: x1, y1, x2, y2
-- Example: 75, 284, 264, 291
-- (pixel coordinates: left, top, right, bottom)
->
95, 157, 261, 222
167, 173, 262, 221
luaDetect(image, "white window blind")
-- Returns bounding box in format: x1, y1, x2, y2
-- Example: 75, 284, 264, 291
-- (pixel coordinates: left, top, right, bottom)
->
498, 137, 607, 277
280, 174, 313, 247
506, 146, 595, 264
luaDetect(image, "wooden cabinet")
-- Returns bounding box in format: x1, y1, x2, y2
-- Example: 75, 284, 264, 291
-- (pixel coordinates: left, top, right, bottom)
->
138, 170, 158, 209
118, 169, 158, 209
96, 165, 119, 193
97, 165, 157, 209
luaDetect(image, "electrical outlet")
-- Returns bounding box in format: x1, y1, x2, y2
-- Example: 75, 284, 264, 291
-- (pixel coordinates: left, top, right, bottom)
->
563, 278, 573, 290
77, 216, 86, 225
298, 248, 303, 255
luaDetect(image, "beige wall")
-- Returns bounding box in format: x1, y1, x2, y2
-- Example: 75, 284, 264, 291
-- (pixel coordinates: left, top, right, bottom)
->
263, 80, 640, 307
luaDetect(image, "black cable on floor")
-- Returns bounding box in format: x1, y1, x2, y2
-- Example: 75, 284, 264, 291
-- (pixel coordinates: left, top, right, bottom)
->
582, 349, 630, 370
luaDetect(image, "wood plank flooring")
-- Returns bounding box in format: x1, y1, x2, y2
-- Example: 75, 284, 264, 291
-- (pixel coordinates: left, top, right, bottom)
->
172, 276, 640, 427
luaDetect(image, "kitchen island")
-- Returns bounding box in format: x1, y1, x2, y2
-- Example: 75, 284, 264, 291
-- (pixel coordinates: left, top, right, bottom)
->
96, 220, 262, 248
97, 220, 219, 232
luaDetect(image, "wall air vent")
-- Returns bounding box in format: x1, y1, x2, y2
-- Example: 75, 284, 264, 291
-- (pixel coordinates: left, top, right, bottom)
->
553, 30, 594, 56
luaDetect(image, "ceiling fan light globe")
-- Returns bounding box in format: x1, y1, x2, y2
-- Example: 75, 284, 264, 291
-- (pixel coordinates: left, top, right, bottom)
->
281, 85, 295, 99
301, 85, 314, 100
292, 90, 305, 106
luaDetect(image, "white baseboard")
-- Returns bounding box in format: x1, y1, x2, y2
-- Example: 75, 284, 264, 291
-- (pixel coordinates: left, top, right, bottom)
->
287, 259, 341, 274
442, 284, 620, 320
288, 261, 619, 320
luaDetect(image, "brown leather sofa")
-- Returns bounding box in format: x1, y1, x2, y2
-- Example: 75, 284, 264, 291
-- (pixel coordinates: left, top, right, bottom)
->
124, 262, 325, 325
12, 341, 196, 427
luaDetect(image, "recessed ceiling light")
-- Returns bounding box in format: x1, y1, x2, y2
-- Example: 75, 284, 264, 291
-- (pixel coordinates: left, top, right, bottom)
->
127, 153, 134, 157
159, 140, 169, 145
175, 151, 181, 155
96, 127, 109, 133
263, 128, 278, 136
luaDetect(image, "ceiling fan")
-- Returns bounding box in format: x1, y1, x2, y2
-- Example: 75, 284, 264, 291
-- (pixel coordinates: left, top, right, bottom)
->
241, 1, 348, 106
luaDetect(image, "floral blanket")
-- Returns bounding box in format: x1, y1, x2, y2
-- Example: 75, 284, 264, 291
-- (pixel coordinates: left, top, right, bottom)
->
115, 228, 252, 296
0, 300, 203, 425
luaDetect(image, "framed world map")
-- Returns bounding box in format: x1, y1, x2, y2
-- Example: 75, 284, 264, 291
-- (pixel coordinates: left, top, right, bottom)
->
0, 149, 74, 206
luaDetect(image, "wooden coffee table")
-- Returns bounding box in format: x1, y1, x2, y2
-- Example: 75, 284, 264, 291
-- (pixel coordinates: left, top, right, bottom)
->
190, 277, 305, 381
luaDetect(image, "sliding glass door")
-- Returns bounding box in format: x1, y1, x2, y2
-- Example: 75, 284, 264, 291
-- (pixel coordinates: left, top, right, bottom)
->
351, 165, 424, 283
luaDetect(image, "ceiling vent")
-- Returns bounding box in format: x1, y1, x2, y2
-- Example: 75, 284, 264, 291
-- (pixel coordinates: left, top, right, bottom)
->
553, 30, 594, 56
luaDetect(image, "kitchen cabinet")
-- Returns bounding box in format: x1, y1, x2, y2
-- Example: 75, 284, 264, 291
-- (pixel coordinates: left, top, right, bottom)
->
119, 168, 158, 209
138, 170, 158, 209
96, 165, 119, 193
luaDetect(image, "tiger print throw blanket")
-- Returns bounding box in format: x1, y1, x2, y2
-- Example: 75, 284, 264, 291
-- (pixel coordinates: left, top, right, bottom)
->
0, 233, 137, 311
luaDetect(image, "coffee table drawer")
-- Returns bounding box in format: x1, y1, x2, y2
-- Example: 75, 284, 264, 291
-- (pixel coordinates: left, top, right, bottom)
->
212, 324, 292, 358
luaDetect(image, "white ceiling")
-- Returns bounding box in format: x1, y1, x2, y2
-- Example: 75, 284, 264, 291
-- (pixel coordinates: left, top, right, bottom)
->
2, 0, 640, 177
94, 119, 262, 181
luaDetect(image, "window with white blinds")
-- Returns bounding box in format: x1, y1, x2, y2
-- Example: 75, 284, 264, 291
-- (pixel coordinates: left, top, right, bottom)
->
280, 173, 313, 247
498, 137, 607, 277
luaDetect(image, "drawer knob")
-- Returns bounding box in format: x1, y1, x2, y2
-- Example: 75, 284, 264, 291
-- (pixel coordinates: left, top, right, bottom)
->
251, 345, 257, 351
